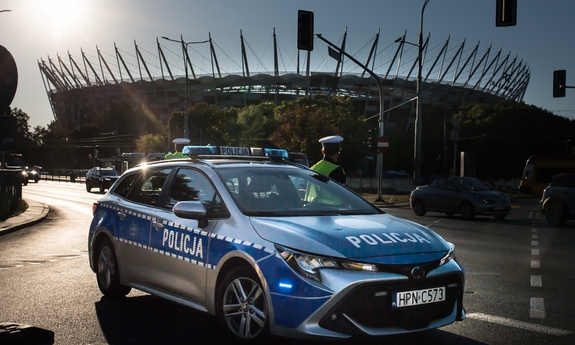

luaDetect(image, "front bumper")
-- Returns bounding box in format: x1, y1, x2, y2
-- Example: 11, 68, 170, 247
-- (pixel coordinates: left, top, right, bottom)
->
265, 257, 465, 339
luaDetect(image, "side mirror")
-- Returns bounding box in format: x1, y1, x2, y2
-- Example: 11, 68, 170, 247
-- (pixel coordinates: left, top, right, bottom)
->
173, 201, 208, 228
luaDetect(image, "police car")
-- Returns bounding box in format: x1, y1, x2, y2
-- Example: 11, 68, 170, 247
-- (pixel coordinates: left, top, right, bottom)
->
88, 145, 465, 342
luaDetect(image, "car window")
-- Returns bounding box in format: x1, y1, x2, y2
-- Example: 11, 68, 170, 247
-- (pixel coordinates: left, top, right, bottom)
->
166, 168, 227, 218
118, 168, 172, 206
432, 179, 456, 191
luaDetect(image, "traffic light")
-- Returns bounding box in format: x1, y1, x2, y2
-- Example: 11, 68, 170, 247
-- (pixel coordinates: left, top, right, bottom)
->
297, 10, 314, 51
496, 0, 517, 27
553, 70, 566, 98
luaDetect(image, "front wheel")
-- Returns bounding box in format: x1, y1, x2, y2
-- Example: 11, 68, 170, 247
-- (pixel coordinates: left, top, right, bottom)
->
460, 202, 475, 220
216, 265, 269, 342
86, 183, 91, 192
96, 238, 131, 297
412, 200, 427, 216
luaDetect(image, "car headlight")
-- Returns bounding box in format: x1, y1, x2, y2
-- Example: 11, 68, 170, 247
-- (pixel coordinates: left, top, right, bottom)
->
276, 245, 378, 282
440, 242, 456, 266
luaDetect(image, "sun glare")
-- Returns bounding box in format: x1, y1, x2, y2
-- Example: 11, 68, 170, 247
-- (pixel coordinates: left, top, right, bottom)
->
33, 0, 91, 38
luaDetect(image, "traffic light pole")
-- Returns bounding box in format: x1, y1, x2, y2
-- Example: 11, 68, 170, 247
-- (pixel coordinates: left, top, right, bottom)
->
316, 34, 386, 202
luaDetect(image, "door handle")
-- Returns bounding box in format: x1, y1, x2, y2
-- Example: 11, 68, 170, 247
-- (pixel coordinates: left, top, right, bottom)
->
152, 221, 164, 230
117, 212, 126, 220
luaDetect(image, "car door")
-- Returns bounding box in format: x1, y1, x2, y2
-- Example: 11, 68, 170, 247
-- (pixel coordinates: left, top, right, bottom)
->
148, 167, 225, 303
113, 167, 173, 285
430, 179, 459, 212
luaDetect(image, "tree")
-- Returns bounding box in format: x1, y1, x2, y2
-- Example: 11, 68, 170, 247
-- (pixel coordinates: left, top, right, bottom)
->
135, 133, 167, 153
271, 95, 367, 172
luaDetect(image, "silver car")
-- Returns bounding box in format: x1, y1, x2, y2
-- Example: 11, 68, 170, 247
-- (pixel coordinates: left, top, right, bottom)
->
88, 146, 465, 342
410, 177, 511, 220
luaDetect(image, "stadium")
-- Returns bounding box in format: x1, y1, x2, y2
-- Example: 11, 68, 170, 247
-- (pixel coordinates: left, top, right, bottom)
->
37, 28, 529, 134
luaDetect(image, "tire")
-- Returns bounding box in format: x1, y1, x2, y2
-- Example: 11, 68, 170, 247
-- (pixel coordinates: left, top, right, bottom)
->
494, 214, 507, 220
86, 183, 91, 192
412, 200, 427, 216
96, 237, 131, 297
545, 201, 567, 227
216, 265, 269, 343
460, 202, 475, 220
99, 182, 105, 193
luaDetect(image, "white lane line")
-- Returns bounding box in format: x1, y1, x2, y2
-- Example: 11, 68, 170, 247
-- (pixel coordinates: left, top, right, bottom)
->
531, 248, 540, 255
531, 240, 538, 246
531, 275, 542, 287
465, 272, 501, 275
532, 233, 538, 239
530, 298, 546, 319
531, 260, 540, 269
467, 312, 572, 336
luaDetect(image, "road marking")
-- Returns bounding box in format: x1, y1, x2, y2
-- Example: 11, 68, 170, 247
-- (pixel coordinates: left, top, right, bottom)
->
465, 272, 501, 275
531, 260, 540, 269
531, 275, 542, 287
531, 240, 538, 246
467, 312, 572, 336
530, 298, 546, 319
531, 248, 539, 255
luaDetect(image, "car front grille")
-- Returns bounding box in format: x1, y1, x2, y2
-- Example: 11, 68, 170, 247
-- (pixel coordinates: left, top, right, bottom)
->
319, 274, 462, 335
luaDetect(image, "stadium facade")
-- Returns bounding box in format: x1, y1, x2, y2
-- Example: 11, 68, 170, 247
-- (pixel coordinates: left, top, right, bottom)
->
37, 29, 530, 135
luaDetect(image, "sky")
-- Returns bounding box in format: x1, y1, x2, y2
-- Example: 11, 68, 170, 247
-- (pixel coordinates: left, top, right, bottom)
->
2, 0, 575, 129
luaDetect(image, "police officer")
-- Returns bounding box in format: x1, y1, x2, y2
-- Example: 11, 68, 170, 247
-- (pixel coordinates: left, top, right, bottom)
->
164, 138, 191, 160
311, 135, 346, 184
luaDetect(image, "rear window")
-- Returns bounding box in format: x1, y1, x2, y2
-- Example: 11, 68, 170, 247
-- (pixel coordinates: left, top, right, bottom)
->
550, 174, 575, 188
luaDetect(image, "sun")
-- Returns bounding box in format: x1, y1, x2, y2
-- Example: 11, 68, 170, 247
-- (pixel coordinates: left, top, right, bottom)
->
33, 0, 92, 38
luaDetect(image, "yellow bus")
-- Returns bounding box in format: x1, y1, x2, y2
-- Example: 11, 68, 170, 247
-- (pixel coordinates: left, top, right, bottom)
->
519, 154, 575, 196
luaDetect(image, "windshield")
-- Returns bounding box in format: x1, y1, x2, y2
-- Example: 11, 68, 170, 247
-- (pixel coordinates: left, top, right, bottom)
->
215, 165, 382, 216
101, 169, 120, 176
456, 177, 492, 191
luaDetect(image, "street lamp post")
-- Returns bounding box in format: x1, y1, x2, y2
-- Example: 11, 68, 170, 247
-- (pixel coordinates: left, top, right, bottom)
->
161, 36, 209, 140
414, 0, 430, 184
396, 0, 429, 184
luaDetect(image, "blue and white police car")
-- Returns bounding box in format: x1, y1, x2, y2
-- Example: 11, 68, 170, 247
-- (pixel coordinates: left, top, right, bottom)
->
88, 146, 465, 342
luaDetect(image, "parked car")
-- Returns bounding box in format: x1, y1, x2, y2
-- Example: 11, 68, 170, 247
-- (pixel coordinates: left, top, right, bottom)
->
88, 145, 465, 342
410, 177, 511, 220
85, 167, 121, 193
539, 172, 575, 226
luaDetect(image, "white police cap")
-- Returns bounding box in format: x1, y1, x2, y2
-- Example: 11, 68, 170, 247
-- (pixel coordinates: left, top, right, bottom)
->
318, 135, 344, 145
173, 138, 191, 145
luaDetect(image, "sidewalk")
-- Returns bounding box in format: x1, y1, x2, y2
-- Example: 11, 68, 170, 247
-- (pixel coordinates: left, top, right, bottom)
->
0, 199, 50, 236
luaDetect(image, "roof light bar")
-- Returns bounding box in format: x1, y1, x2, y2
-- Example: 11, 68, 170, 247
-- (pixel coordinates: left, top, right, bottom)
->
182, 145, 289, 160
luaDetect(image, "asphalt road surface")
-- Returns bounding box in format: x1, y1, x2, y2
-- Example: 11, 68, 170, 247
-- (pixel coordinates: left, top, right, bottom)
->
1, 181, 574, 344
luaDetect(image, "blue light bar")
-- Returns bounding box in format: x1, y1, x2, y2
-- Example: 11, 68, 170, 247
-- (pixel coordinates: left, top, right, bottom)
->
182, 145, 219, 156
264, 148, 289, 159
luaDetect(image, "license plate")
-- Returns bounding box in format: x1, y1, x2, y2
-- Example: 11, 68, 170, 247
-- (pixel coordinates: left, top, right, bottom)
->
393, 286, 446, 308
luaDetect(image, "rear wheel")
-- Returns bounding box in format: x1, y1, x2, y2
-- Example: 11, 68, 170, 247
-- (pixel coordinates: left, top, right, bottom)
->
412, 200, 427, 216
86, 183, 91, 192
216, 265, 269, 343
545, 201, 567, 227
99, 182, 105, 193
96, 237, 131, 297
460, 202, 475, 220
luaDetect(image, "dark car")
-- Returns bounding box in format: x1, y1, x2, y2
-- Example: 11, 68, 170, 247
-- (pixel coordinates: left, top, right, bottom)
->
85, 167, 121, 193
410, 177, 511, 220
539, 172, 575, 226
88, 145, 465, 342
25, 166, 41, 183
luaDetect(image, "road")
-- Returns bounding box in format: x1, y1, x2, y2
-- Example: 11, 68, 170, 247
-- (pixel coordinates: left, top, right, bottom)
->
1, 181, 574, 344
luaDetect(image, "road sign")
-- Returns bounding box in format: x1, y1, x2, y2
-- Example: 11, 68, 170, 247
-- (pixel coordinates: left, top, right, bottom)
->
377, 136, 389, 153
